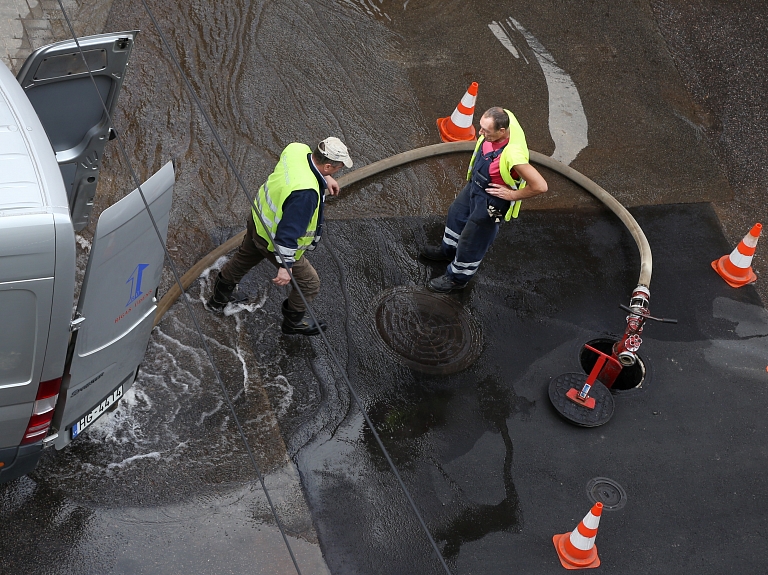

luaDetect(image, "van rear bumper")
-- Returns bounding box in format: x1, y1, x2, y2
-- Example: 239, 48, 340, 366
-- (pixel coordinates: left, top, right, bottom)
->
0, 443, 43, 484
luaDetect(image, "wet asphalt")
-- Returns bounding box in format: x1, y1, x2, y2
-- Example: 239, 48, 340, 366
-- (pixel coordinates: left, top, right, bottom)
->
1, 0, 767, 574
291, 203, 768, 574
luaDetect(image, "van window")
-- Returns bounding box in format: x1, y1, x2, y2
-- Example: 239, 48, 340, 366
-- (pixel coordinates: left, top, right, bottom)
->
0, 290, 36, 386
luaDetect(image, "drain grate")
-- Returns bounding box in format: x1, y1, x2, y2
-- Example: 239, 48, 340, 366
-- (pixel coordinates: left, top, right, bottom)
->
586, 477, 627, 510
374, 287, 482, 375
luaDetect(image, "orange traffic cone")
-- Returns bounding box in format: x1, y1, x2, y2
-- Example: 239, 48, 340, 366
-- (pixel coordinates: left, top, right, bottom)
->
437, 82, 478, 142
712, 223, 762, 288
553, 502, 603, 570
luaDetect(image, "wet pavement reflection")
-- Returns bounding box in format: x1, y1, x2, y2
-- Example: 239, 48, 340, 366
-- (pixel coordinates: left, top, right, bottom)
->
276, 212, 610, 573
0, 475, 327, 574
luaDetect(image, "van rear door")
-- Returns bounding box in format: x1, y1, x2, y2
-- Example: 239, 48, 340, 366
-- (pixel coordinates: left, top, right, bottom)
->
51, 161, 174, 449
16, 31, 138, 231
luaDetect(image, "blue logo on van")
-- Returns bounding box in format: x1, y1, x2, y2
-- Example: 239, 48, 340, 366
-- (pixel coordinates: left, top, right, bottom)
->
126, 264, 150, 306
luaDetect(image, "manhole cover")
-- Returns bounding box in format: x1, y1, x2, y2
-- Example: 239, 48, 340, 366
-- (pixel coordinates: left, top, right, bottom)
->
586, 477, 627, 510
374, 287, 482, 375
548, 373, 614, 427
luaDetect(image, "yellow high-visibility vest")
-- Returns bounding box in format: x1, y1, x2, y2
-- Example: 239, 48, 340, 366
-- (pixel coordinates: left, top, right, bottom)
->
252, 143, 321, 260
467, 109, 529, 220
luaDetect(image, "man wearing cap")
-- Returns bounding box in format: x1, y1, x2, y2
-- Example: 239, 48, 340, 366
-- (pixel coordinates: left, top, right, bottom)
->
207, 137, 353, 336
421, 107, 548, 292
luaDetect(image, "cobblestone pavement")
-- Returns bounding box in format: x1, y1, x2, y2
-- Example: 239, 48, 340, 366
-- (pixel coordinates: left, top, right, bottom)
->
0, 0, 112, 73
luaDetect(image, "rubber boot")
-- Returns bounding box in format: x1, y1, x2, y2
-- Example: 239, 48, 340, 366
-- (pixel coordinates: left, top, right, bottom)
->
427, 274, 467, 294
207, 272, 236, 311
281, 300, 327, 336
420, 244, 452, 262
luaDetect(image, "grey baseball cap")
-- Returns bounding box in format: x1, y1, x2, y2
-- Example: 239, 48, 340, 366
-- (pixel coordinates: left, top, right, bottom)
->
319, 136, 353, 168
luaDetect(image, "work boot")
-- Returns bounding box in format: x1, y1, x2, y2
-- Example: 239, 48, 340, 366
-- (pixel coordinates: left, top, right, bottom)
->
281, 300, 328, 336
420, 244, 452, 262
427, 274, 467, 294
207, 272, 237, 311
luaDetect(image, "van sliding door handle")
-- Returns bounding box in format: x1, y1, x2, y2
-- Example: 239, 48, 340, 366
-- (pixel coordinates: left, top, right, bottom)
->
70, 315, 86, 331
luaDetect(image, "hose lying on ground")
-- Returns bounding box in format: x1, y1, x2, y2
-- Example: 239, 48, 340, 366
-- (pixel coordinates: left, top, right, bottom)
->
154, 142, 652, 325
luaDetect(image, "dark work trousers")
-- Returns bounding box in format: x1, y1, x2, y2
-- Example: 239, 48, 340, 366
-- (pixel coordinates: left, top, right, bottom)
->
441, 181, 503, 284
219, 214, 320, 312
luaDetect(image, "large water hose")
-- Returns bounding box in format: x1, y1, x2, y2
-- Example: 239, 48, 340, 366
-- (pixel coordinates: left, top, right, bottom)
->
154, 141, 652, 325
528, 151, 652, 287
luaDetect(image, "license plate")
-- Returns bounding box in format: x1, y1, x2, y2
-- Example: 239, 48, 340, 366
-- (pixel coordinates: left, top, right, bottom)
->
71, 384, 123, 439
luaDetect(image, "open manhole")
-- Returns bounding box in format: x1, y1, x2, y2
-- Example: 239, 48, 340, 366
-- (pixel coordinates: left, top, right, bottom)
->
580, 338, 646, 391
586, 477, 627, 510
374, 287, 482, 375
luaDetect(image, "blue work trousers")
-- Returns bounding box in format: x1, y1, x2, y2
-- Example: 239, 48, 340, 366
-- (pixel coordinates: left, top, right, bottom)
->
441, 181, 500, 284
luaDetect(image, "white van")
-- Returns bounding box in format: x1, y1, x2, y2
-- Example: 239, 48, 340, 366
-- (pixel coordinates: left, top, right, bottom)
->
0, 32, 174, 482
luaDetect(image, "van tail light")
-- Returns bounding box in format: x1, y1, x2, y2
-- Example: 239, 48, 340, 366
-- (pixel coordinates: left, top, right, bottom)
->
21, 377, 62, 445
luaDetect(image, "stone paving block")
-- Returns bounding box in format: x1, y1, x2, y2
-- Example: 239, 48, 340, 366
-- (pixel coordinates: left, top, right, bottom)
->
28, 1, 44, 19
26, 29, 53, 46
23, 18, 50, 30
49, 18, 66, 38
5, 37, 24, 51
2, 0, 115, 75
10, 57, 28, 73
0, 20, 15, 37
13, 50, 32, 65
54, 0, 78, 17
1, 19, 24, 38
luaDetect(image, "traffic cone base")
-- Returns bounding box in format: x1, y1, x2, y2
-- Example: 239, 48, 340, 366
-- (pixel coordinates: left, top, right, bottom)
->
553, 533, 600, 570
436, 116, 476, 142
711, 255, 757, 288
553, 502, 603, 569
437, 82, 478, 142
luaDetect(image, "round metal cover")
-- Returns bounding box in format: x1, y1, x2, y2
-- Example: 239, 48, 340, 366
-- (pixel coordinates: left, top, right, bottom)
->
548, 373, 614, 427
587, 477, 627, 511
374, 287, 483, 375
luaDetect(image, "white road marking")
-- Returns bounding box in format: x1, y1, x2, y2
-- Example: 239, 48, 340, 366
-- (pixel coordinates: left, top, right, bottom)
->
489, 17, 589, 166
488, 21, 527, 63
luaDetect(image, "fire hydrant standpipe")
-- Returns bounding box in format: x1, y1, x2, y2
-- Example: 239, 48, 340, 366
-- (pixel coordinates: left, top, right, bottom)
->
529, 152, 656, 374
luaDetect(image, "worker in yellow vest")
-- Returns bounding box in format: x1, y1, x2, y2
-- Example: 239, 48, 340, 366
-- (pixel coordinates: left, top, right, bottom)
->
421, 107, 548, 292
208, 137, 352, 336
